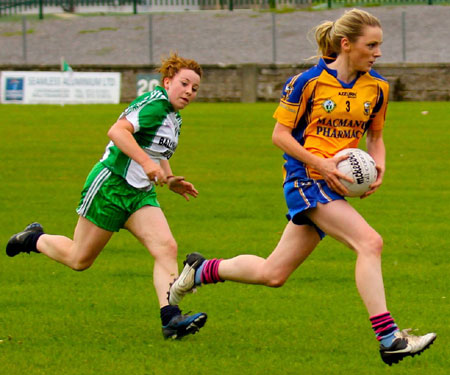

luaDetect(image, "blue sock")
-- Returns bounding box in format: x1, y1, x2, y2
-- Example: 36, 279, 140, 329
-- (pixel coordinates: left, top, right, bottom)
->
370, 312, 399, 348
380, 331, 397, 347
194, 262, 205, 285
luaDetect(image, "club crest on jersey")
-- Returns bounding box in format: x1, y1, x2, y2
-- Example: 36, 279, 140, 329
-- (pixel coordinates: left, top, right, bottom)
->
283, 83, 294, 100
363, 101, 371, 116
322, 99, 336, 113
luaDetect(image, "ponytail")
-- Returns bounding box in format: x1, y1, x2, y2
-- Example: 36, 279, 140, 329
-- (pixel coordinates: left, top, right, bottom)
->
315, 21, 335, 57
312, 9, 381, 58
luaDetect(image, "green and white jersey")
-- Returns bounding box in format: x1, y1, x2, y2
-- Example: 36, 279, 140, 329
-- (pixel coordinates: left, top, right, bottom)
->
100, 86, 181, 189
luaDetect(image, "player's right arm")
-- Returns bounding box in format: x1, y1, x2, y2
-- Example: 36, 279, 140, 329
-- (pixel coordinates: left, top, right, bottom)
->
272, 122, 350, 196
107, 118, 166, 186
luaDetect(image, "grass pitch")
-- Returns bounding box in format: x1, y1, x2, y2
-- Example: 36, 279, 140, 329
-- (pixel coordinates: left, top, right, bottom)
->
0, 102, 449, 374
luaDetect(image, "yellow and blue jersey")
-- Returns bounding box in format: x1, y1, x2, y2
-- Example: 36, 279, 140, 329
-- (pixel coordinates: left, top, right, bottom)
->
273, 57, 389, 181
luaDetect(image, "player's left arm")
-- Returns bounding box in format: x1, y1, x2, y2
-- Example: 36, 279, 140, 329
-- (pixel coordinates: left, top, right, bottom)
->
363, 128, 385, 198
160, 159, 198, 201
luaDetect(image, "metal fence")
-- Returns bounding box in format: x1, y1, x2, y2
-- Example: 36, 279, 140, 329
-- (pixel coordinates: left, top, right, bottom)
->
1, 0, 449, 17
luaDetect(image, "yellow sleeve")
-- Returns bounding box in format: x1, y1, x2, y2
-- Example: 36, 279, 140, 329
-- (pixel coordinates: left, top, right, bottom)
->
273, 101, 302, 128
273, 75, 317, 128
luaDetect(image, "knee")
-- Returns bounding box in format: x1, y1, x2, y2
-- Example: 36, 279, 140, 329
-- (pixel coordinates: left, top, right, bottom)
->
155, 237, 178, 260
71, 259, 93, 271
166, 238, 178, 258
68, 250, 95, 271
357, 231, 383, 258
262, 268, 288, 288
265, 278, 287, 288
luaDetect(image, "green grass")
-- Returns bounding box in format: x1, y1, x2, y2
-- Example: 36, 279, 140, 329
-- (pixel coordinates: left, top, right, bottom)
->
0, 102, 449, 374
79, 27, 118, 34
1, 29, 34, 37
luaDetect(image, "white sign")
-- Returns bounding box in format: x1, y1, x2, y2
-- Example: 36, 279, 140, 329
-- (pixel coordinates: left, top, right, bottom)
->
1, 71, 121, 104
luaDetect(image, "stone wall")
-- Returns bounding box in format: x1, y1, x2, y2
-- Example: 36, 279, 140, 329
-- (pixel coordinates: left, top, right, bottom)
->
196, 63, 450, 102
1, 63, 449, 102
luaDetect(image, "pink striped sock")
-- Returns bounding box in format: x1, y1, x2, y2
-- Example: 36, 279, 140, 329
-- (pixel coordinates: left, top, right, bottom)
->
200, 259, 224, 284
370, 311, 398, 343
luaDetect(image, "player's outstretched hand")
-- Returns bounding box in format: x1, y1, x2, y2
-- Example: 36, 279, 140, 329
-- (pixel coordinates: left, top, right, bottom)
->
168, 176, 198, 201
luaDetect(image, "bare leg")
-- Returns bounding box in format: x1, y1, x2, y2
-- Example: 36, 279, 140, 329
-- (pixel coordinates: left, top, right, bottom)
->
125, 206, 178, 308
36, 216, 113, 271
218, 221, 320, 287
306, 200, 387, 316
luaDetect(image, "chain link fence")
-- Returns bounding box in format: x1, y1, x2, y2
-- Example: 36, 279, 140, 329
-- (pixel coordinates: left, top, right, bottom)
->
1, 0, 449, 18
1, 6, 449, 65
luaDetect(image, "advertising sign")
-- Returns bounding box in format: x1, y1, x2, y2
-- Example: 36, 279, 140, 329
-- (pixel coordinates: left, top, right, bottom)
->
136, 73, 161, 97
5, 77, 25, 101
1, 71, 121, 104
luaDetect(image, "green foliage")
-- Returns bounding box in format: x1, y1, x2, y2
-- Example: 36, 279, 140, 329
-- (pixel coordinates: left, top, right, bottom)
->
1, 28, 34, 36
0, 102, 449, 374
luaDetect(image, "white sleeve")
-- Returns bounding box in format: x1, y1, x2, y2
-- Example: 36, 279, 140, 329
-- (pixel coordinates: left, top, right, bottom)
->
125, 112, 140, 133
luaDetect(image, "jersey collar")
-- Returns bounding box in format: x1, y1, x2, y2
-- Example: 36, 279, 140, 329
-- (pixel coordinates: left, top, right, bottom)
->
318, 57, 365, 89
155, 85, 176, 112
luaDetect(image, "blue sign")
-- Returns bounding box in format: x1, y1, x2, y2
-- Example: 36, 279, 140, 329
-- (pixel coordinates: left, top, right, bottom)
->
5, 77, 24, 101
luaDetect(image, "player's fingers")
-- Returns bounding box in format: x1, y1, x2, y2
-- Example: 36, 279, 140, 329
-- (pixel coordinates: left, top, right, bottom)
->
326, 177, 346, 196
335, 170, 354, 184
186, 183, 198, 195
369, 181, 381, 190
153, 175, 165, 186
335, 154, 349, 163
334, 178, 350, 196
360, 188, 375, 199
188, 189, 198, 198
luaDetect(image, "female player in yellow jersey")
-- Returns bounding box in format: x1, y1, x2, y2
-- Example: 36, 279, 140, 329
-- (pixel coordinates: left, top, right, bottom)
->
168, 9, 436, 364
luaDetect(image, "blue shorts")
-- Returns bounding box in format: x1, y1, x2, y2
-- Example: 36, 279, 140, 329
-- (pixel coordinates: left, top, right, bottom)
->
284, 179, 344, 239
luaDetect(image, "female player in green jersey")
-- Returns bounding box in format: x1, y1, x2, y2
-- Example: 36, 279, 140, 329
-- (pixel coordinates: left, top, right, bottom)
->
168, 9, 436, 363
6, 53, 206, 340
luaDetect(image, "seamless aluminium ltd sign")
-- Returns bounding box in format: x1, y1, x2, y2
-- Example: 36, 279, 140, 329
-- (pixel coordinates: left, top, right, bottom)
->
0, 71, 121, 104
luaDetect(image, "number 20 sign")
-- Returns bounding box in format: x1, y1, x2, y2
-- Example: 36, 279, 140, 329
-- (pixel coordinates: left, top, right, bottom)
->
136, 74, 161, 97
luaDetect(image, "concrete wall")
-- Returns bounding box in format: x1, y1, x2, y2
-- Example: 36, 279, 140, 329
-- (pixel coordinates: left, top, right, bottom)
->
1, 63, 449, 102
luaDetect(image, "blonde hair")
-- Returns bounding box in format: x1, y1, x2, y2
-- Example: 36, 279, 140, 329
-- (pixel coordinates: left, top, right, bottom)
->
157, 52, 203, 79
314, 9, 381, 57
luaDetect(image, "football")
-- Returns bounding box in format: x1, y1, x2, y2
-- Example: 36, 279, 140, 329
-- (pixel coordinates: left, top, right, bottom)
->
335, 148, 377, 197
